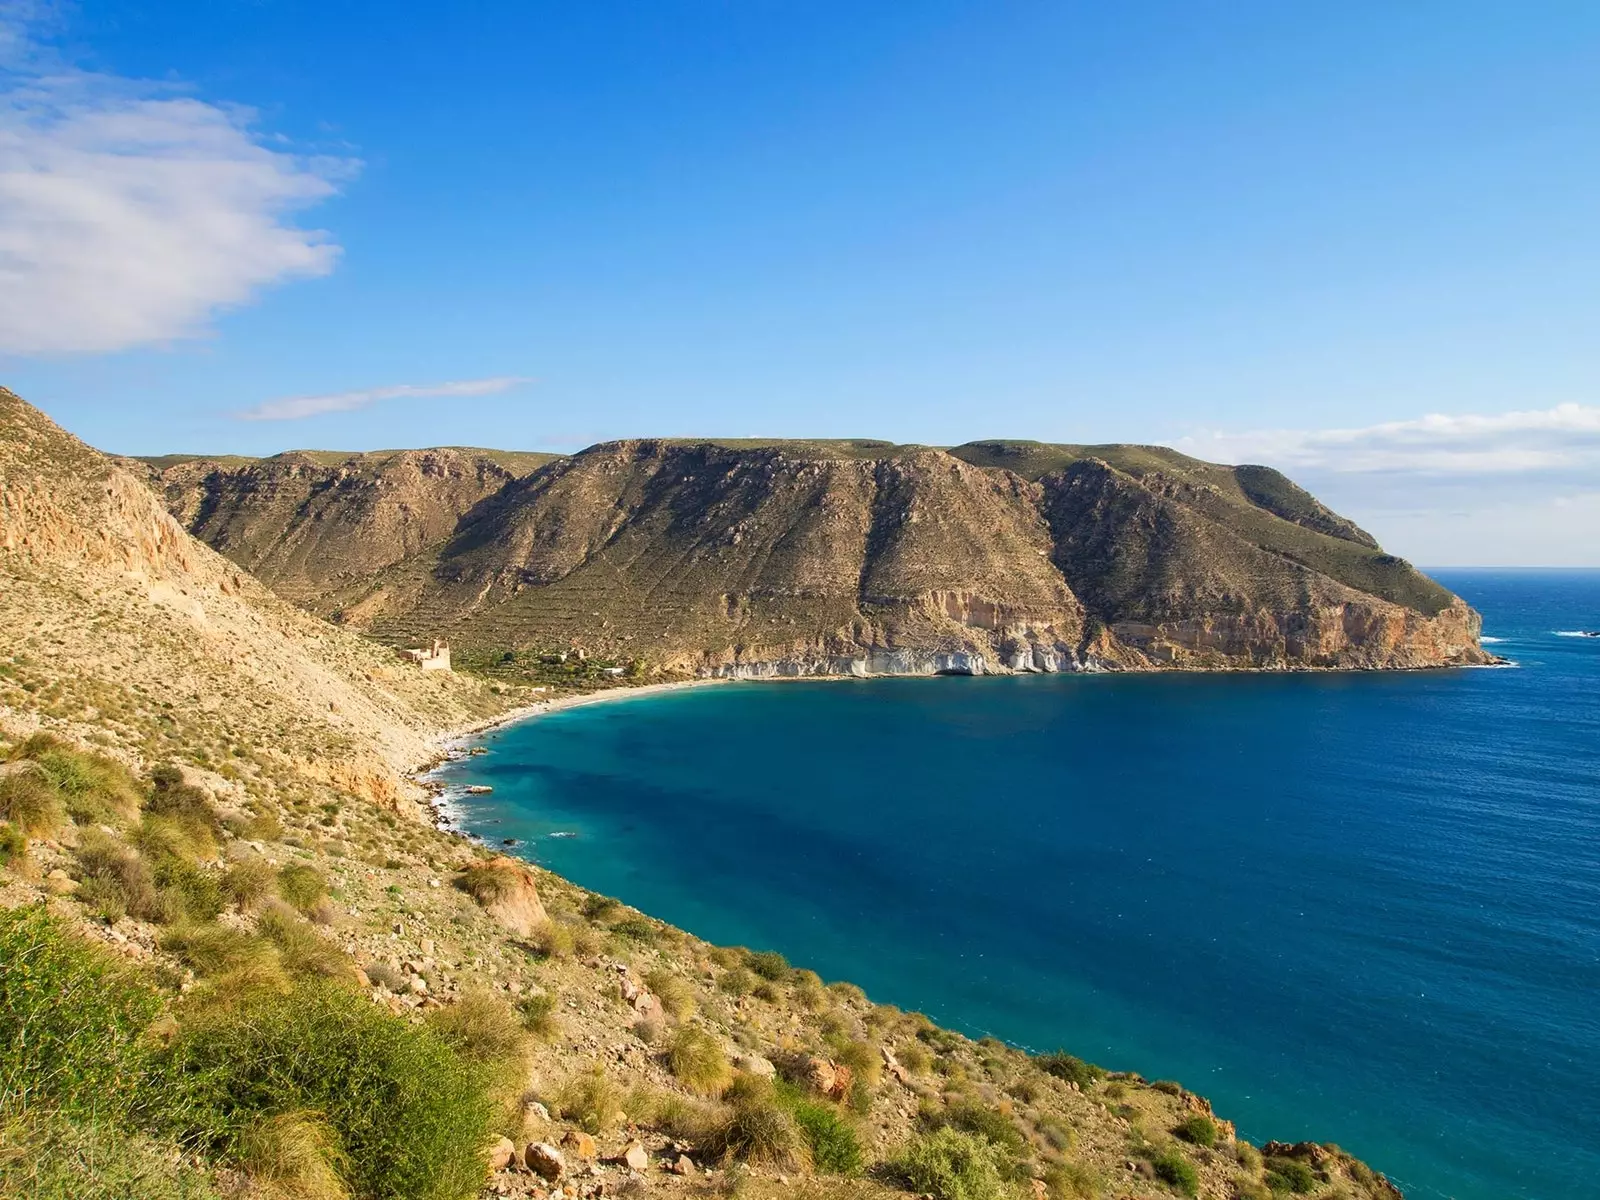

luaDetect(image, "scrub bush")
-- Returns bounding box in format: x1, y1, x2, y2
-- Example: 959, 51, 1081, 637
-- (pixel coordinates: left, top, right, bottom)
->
155, 980, 495, 1200
0, 906, 162, 1123
276, 863, 328, 913
0, 1113, 221, 1200
893, 1127, 1010, 1200
1151, 1149, 1199, 1196
1265, 1158, 1317, 1193
1174, 1114, 1217, 1147
1035, 1052, 1103, 1091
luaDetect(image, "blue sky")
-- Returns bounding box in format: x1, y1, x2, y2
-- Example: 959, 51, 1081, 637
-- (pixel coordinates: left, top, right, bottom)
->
2, 2, 1598, 564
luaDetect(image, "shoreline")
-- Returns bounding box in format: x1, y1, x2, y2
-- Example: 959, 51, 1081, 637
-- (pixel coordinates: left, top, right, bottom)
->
414, 651, 1508, 783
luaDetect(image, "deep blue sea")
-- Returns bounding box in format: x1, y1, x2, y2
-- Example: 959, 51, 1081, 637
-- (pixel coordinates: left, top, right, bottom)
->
439, 570, 1600, 1200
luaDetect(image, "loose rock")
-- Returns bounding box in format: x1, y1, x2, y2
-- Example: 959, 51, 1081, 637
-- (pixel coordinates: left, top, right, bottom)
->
525, 1142, 565, 1181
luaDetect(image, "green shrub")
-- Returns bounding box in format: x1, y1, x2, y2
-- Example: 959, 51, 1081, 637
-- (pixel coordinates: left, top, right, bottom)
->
1035, 1052, 1103, 1091
1043, 1161, 1100, 1199
151, 857, 224, 923
1151, 1148, 1200, 1196
236, 1109, 347, 1200
893, 1127, 1010, 1200
898, 1042, 932, 1074
644, 968, 697, 1020
160, 923, 277, 978
136, 815, 215, 866
1173, 1114, 1217, 1147
718, 966, 756, 996
1033, 1113, 1072, 1151
1265, 1157, 1317, 1193
154, 980, 495, 1200
525, 919, 575, 959
454, 861, 519, 904
748, 951, 792, 982
786, 1095, 862, 1174
276, 864, 328, 913
1235, 1141, 1262, 1172
610, 916, 657, 943
143, 773, 221, 858
0, 769, 64, 838
0, 1113, 222, 1200
582, 894, 622, 921
1151, 1080, 1184, 1096
667, 1025, 733, 1096
930, 1101, 1024, 1154
0, 906, 162, 1123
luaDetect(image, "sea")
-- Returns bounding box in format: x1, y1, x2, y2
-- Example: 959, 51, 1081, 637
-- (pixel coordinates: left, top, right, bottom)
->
436, 569, 1600, 1200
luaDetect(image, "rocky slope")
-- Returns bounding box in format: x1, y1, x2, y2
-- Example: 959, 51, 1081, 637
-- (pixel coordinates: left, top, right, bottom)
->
146, 437, 1487, 674
123, 447, 556, 608
1, 389, 516, 814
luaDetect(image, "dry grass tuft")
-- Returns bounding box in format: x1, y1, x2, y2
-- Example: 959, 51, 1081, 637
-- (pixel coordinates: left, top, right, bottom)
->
0, 770, 64, 839
667, 1026, 733, 1097
644, 968, 697, 1021
238, 1110, 350, 1200
556, 1065, 625, 1134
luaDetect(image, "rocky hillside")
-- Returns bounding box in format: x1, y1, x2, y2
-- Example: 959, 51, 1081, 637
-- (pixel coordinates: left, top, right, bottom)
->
147, 437, 1487, 674
1, 389, 517, 814
123, 447, 557, 608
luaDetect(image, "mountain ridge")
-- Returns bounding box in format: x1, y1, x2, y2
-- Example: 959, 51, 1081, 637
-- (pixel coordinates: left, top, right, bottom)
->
140, 435, 1486, 676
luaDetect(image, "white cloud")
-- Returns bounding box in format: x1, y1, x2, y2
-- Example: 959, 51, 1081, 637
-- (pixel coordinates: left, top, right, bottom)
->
1176, 404, 1600, 566
237, 376, 533, 421
0, 16, 352, 355
1177, 403, 1600, 476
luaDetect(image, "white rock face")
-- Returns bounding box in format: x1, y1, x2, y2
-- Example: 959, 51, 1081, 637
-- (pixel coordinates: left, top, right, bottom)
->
702, 641, 1085, 680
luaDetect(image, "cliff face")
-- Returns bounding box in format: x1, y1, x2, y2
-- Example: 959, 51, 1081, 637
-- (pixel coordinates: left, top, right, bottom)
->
145, 435, 1488, 674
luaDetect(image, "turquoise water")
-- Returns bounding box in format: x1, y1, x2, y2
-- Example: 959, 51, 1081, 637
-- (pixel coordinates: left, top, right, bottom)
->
439, 570, 1600, 1200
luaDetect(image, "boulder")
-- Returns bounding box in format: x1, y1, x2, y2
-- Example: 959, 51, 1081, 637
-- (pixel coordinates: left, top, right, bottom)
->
805, 1056, 853, 1100
43, 868, 78, 896
524, 1142, 565, 1181
881, 1046, 911, 1085
671, 1155, 696, 1177
487, 1136, 517, 1172
561, 1130, 597, 1161
622, 1141, 649, 1172
462, 856, 550, 937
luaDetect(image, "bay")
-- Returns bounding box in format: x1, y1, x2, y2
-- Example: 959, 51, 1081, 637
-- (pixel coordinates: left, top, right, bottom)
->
439, 569, 1600, 1200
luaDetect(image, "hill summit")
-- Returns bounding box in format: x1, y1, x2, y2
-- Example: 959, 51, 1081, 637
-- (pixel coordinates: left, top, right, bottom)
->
142, 436, 1488, 674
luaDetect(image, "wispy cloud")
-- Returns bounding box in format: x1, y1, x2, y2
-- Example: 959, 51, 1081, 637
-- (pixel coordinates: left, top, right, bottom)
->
237, 376, 533, 421
0, 11, 352, 355
1177, 404, 1600, 566
1178, 403, 1600, 476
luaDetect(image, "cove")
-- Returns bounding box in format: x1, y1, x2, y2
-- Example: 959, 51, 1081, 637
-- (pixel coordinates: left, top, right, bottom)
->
437, 570, 1600, 1200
